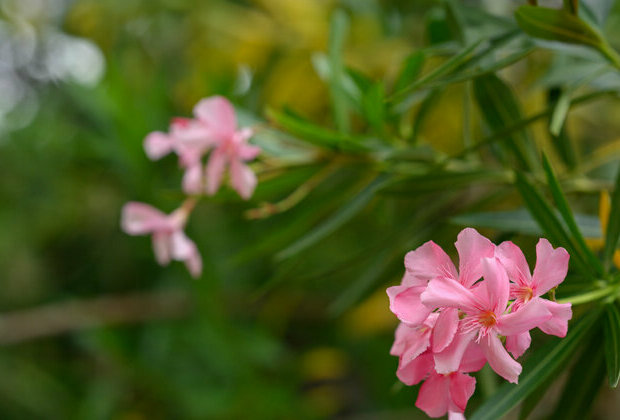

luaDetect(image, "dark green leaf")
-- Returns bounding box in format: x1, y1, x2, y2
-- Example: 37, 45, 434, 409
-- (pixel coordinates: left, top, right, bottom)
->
551, 329, 605, 420
515, 172, 594, 280
362, 82, 386, 136
563, 0, 578, 15
542, 154, 605, 277
276, 174, 391, 260
604, 303, 620, 387
473, 74, 538, 170
471, 309, 602, 420
385, 170, 511, 194
604, 165, 620, 271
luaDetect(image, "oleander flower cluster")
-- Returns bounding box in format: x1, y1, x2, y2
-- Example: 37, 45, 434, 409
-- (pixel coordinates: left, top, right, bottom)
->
121, 96, 261, 278
387, 228, 572, 419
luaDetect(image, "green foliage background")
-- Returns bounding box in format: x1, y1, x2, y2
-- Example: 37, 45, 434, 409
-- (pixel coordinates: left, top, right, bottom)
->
2, 0, 620, 418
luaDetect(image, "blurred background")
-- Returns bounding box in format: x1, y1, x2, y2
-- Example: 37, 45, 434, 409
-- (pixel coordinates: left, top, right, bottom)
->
2, 0, 620, 419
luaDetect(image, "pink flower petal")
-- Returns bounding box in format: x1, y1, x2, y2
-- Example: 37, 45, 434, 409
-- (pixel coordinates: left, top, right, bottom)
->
387, 285, 431, 326
434, 329, 477, 374
459, 341, 486, 373
205, 148, 227, 195
497, 241, 532, 288
193, 96, 237, 141
432, 308, 460, 353
449, 372, 476, 413
416, 372, 450, 418
505, 331, 531, 359
184, 248, 203, 279
497, 298, 552, 337
479, 257, 510, 315
182, 163, 203, 195
152, 232, 172, 265
230, 159, 257, 200
404, 241, 458, 282
238, 143, 261, 161
121, 202, 169, 235
397, 351, 433, 386
421, 277, 483, 314
481, 334, 521, 383
455, 228, 495, 287
169, 230, 196, 260
538, 299, 572, 337
532, 239, 569, 295
144, 131, 174, 160
448, 412, 466, 420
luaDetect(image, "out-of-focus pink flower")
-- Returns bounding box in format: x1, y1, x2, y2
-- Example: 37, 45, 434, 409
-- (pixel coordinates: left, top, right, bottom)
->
198, 97, 261, 199
143, 96, 260, 198
121, 201, 202, 278
497, 238, 572, 337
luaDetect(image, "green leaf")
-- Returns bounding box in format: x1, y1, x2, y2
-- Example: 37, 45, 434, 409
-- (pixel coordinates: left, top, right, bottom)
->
394, 51, 425, 94
604, 166, 620, 271
604, 303, 620, 387
473, 74, 538, 170
276, 174, 391, 260
471, 308, 602, 420
515, 172, 594, 280
550, 330, 605, 420
266, 108, 369, 152
385, 170, 511, 194
411, 88, 444, 143
328, 9, 351, 133
563, 0, 578, 15
515, 6, 603, 48
451, 209, 602, 238
362, 82, 386, 136
549, 89, 571, 137
542, 154, 605, 277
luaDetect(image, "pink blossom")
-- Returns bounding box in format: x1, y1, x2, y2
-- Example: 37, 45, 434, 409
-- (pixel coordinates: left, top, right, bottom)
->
121, 201, 202, 278
421, 257, 552, 383
497, 238, 572, 337
387, 228, 494, 352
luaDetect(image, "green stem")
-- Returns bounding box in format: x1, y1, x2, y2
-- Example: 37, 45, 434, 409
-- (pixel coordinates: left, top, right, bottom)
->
558, 284, 620, 305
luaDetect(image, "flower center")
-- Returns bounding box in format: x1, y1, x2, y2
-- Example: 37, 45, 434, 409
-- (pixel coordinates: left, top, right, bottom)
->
517, 287, 534, 303
478, 311, 497, 327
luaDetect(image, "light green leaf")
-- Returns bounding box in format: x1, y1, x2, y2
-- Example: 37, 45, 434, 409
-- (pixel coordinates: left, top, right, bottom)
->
604, 303, 620, 387
394, 51, 425, 94
604, 166, 620, 271
471, 308, 602, 420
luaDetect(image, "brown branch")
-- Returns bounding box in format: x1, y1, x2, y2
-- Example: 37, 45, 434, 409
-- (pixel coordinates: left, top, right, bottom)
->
0, 290, 192, 345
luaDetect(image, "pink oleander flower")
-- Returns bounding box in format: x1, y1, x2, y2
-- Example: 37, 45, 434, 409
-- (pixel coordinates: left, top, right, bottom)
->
143, 96, 261, 199
121, 201, 202, 278
421, 257, 552, 383
387, 228, 495, 352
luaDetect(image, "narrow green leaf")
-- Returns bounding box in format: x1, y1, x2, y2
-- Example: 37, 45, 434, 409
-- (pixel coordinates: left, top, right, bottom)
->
266, 108, 369, 152
551, 331, 605, 420
515, 6, 602, 48
411, 88, 443, 143
385, 170, 511, 194
549, 89, 571, 137
563, 0, 578, 15
473, 74, 539, 171
542, 154, 605, 277
515, 172, 593, 280
604, 166, 620, 271
470, 308, 602, 420
394, 51, 425, 94
444, 0, 468, 45
452, 209, 602, 239
328, 9, 351, 133
362, 82, 386, 136
276, 174, 391, 260
604, 303, 620, 387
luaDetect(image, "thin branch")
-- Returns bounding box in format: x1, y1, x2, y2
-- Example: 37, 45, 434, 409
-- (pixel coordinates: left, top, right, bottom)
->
0, 290, 191, 345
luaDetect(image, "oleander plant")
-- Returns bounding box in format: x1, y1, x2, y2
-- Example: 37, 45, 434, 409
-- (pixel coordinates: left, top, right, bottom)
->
3, 0, 620, 418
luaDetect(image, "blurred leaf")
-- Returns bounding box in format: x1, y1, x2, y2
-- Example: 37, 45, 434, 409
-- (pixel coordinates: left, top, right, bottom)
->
471, 308, 602, 420
582, 0, 615, 25
452, 209, 602, 238
515, 6, 602, 48
444, 0, 468, 45
394, 51, 425, 95
563, 0, 578, 15
604, 303, 620, 387
549, 89, 571, 137
473, 74, 538, 170
276, 174, 391, 260
266, 108, 369, 152
328, 9, 351, 133
385, 169, 511, 194
550, 329, 605, 420
411, 88, 443, 143
362, 82, 386, 136
515, 173, 593, 280
604, 165, 620, 271
542, 154, 604, 277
